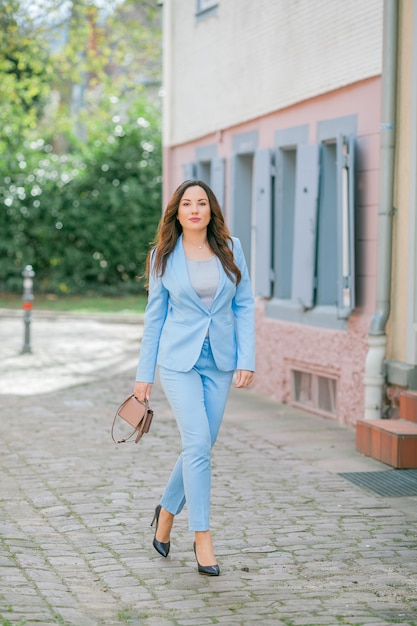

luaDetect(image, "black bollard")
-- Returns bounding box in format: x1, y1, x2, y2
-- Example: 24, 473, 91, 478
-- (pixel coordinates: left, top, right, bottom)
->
21, 265, 35, 354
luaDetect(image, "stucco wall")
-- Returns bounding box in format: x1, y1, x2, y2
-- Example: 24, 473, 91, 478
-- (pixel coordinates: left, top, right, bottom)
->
254, 305, 370, 427
163, 0, 383, 146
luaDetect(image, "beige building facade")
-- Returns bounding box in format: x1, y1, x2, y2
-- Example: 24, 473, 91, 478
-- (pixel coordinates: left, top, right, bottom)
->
158, 0, 417, 426
384, 0, 417, 401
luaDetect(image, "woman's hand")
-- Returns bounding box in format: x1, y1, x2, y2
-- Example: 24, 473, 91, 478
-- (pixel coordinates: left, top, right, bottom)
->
234, 370, 254, 388
134, 381, 153, 402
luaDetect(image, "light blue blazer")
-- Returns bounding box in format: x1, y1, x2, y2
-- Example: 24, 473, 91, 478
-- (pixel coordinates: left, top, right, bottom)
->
136, 235, 255, 383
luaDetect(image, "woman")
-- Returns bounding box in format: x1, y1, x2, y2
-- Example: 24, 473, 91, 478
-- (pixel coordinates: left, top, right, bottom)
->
134, 179, 255, 576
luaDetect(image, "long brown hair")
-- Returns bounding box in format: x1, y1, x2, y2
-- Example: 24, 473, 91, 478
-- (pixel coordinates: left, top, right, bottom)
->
145, 180, 241, 286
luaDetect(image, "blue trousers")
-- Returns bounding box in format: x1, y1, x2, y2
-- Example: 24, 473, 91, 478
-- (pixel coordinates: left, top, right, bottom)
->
158, 338, 234, 531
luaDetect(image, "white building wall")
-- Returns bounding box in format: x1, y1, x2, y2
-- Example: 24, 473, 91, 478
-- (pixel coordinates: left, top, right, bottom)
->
163, 0, 383, 146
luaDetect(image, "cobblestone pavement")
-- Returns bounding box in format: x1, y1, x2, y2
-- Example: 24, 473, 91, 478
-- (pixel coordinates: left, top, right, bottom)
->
0, 313, 416, 626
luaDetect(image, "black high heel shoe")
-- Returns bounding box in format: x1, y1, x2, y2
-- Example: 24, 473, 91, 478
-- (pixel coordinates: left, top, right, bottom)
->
151, 505, 170, 558
193, 542, 220, 576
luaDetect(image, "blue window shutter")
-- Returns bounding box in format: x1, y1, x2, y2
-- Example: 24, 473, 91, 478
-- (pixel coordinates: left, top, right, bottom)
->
196, 161, 211, 184
336, 134, 356, 318
229, 154, 246, 245
229, 154, 238, 234
183, 162, 196, 180
291, 143, 320, 308
210, 157, 225, 210
229, 154, 253, 269
253, 148, 272, 297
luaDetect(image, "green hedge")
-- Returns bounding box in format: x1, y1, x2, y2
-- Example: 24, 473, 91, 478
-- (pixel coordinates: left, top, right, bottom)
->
0, 105, 162, 295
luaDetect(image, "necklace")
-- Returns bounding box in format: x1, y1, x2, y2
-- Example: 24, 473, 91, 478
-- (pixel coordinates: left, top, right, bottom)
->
184, 240, 207, 249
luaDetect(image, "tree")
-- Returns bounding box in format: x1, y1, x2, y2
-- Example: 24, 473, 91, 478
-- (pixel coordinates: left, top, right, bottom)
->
0, 0, 163, 294
0, 97, 162, 294
40, 0, 162, 149
0, 0, 53, 152
0, 0, 161, 150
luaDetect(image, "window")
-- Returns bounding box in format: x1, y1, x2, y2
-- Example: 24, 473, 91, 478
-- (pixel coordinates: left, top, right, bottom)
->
229, 131, 259, 284
274, 126, 309, 300
316, 141, 338, 305
183, 163, 197, 180
197, 160, 211, 185
276, 147, 296, 298
183, 145, 225, 210
229, 131, 279, 297
266, 115, 357, 328
196, 0, 218, 19
196, 146, 214, 187
195, 145, 225, 208
316, 117, 356, 319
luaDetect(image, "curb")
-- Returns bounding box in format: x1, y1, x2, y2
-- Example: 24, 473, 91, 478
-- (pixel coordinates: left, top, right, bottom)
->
0, 308, 144, 325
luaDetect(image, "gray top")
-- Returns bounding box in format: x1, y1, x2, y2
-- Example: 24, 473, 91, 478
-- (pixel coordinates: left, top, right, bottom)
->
186, 256, 219, 309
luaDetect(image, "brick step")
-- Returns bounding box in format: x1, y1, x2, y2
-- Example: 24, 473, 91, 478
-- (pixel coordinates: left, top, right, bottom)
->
399, 390, 417, 423
356, 419, 417, 469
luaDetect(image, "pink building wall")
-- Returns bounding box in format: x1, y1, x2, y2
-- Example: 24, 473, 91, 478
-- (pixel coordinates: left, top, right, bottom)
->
163, 76, 381, 426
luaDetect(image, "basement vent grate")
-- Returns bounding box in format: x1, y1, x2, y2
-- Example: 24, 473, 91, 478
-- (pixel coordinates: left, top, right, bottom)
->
291, 369, 337, 418
338, 470, 417, 497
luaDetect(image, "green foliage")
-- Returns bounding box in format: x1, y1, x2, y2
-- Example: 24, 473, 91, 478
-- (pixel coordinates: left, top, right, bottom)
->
0, 99, 162, 295
0, 0, 161, 149
37, 0, 162, 149
0, 0, 162, 295
0, 0, 54, 151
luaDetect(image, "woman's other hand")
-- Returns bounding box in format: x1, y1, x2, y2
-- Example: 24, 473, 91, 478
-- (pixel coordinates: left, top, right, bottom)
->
134, 381, 153, 402
234, 370, 254, 388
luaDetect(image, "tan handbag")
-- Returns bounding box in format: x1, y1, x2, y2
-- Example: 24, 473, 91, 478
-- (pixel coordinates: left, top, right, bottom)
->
111, 394, 154, 444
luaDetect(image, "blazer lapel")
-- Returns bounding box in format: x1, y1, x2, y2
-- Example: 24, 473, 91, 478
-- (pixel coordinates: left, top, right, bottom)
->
212, 257, 227, 305
169, 235, 229, 312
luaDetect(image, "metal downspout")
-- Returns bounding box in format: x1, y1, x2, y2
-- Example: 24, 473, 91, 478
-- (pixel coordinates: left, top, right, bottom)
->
364, 0, 398, 419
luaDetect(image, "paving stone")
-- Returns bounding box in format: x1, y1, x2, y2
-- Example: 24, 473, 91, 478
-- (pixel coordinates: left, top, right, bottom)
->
0, 314, 416, 625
